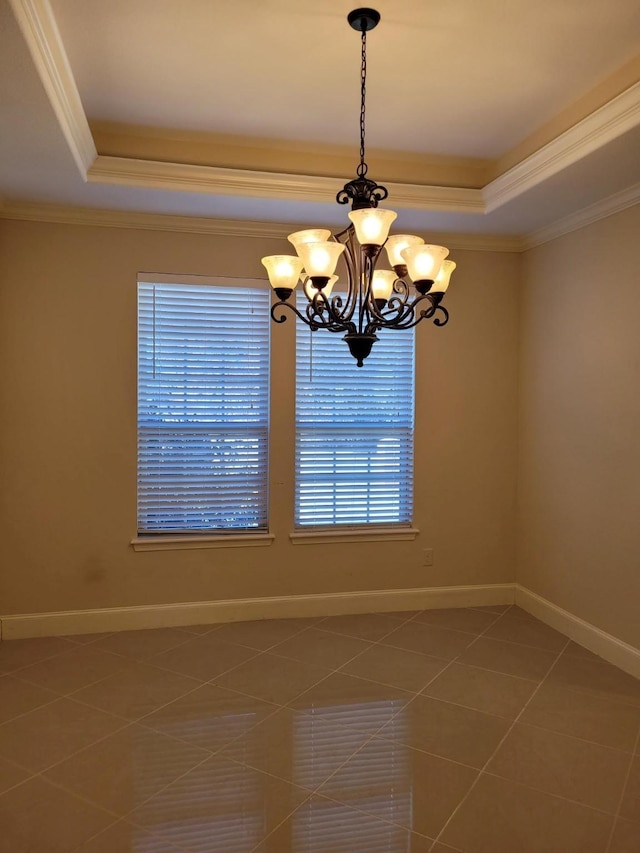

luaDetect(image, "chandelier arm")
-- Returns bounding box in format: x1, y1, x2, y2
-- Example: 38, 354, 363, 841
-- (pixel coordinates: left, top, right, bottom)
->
308, 291, 355, 333
358, 251, 373, 333
364, 294, 439, 331
338, 228, 361, 325
385, 295, 451, 331
327, 294, 357, 332
433, 303, 450, 327
271, 299, 325, 331
377, 287, 419, 327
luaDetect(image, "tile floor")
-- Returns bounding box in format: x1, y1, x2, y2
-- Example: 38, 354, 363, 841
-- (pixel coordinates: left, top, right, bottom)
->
0, 605, 639, 852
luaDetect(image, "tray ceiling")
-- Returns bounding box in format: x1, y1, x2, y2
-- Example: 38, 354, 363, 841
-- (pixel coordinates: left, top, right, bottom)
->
2, 0, 640, 243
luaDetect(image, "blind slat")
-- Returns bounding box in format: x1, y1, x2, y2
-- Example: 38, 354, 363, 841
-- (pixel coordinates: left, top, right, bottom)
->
295, 295, 415, 528
138, 281, 270, 533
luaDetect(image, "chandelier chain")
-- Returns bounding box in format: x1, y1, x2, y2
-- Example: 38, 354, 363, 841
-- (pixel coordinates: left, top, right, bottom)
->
357, 28, 368, 177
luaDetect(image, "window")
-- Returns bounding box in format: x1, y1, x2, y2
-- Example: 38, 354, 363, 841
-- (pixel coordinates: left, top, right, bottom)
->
137, 276, 270, 534
295, 301, 415, 528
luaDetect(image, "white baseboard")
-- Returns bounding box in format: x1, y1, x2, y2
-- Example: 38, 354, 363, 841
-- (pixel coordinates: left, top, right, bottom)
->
515, 585, 640, 680
0, 583, 515, 640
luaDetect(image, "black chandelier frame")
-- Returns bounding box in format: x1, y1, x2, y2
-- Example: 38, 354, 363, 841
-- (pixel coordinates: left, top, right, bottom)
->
268, 7, 450, 366
270, 226, 449, 367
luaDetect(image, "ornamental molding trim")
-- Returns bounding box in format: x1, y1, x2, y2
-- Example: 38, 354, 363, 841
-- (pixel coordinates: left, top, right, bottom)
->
523, 180, 640, 248
0, 201, 525, 252
484, 81, 640, 212
8, 0, 96, 176
87, 155, 485, 214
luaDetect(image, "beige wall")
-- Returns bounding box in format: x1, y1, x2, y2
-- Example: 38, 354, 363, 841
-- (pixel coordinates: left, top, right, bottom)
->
0, 219, 519, 616
518, 205, 640, 648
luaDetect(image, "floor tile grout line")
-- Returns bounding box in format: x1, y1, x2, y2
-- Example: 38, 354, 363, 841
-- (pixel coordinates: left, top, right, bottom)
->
135, 690, 286, 751
119, 738, 314, 851
0, 610, 588, 742
86, 628, 201, 662
311, 604, 518, 841
57, 722, 248, 846
223, 646, 374, 712
0, 650, 272, 782
34, 690, 294, 852
274, 608, 507, 696
422, 656, 543, 684
9, 619, 321, 700
2, 714, 134, 780
604, 721, 640, 852
210, 615, 428, 706
373, 606, 573, 660
68, 645, 272, 734
291, 632, 490, 832
0, 606, 519, 684
3, 609, 635, 852
60, 744, 222, 853
204, 617, 329, 655
246, 792, 317, 853
336, 607, 517, 739
478, 767, 630, 818
1, 634, 207, 719
481, 715, 638, 754
0, 638, 80, 673
333, 605, 506, 667
530, 665, 640, 712
331, 607, 508, 691
0, 685, 70, 728
429, 635, 573, 848
0, 686, 136, 748
307, 788, 438, 843
429, 624, 569, 656
8, 636, 176, 673
313, 613, 419, 643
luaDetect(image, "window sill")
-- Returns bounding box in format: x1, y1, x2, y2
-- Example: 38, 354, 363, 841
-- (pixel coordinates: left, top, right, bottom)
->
289, 527, 419, 545
131, 533, 275, 552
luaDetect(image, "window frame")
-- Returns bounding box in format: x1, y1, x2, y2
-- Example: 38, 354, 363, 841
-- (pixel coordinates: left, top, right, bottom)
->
293, 296, 418, 539
133, 273, 274, 550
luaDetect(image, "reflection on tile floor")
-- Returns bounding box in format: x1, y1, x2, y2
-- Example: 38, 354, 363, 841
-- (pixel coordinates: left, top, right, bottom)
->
0, 605, 639, 852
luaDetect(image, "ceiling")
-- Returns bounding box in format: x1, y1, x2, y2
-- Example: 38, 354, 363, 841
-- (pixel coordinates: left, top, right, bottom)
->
2, 0, 640, 245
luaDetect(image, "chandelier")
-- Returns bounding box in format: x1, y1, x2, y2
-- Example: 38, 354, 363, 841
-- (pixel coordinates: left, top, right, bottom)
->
261, 7, 455, 366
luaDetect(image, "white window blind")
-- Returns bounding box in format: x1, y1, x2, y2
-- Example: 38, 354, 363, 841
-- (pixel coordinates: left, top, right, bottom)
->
137, 279, 270, 533
295, 299, 415, 528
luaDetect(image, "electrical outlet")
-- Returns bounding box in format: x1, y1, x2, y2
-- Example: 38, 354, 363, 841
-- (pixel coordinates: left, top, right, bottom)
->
422, 548, 433, 567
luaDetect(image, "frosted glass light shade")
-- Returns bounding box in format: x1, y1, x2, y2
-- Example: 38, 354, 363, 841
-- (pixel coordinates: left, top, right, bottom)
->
297, 242, 345, 278
432, 260, 456, 293
385, 234, 424, 268
287, 229, 332, 251
371, 270, 396, 302
400, 244, 449, 283
303, 275, 338, 300
348, 208, 397, 246
261, 255, 304, 290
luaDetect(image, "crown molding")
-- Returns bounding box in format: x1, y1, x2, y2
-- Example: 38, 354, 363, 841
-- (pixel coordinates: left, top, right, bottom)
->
18, 190, 638, 254
7, 0, 640, 235
0, 202, 295, 239
484, 81, 640, 212
87, 155, 485, 214
0, 201, 524, 252
8, 0, 96, 176
523, 180, 640, 249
